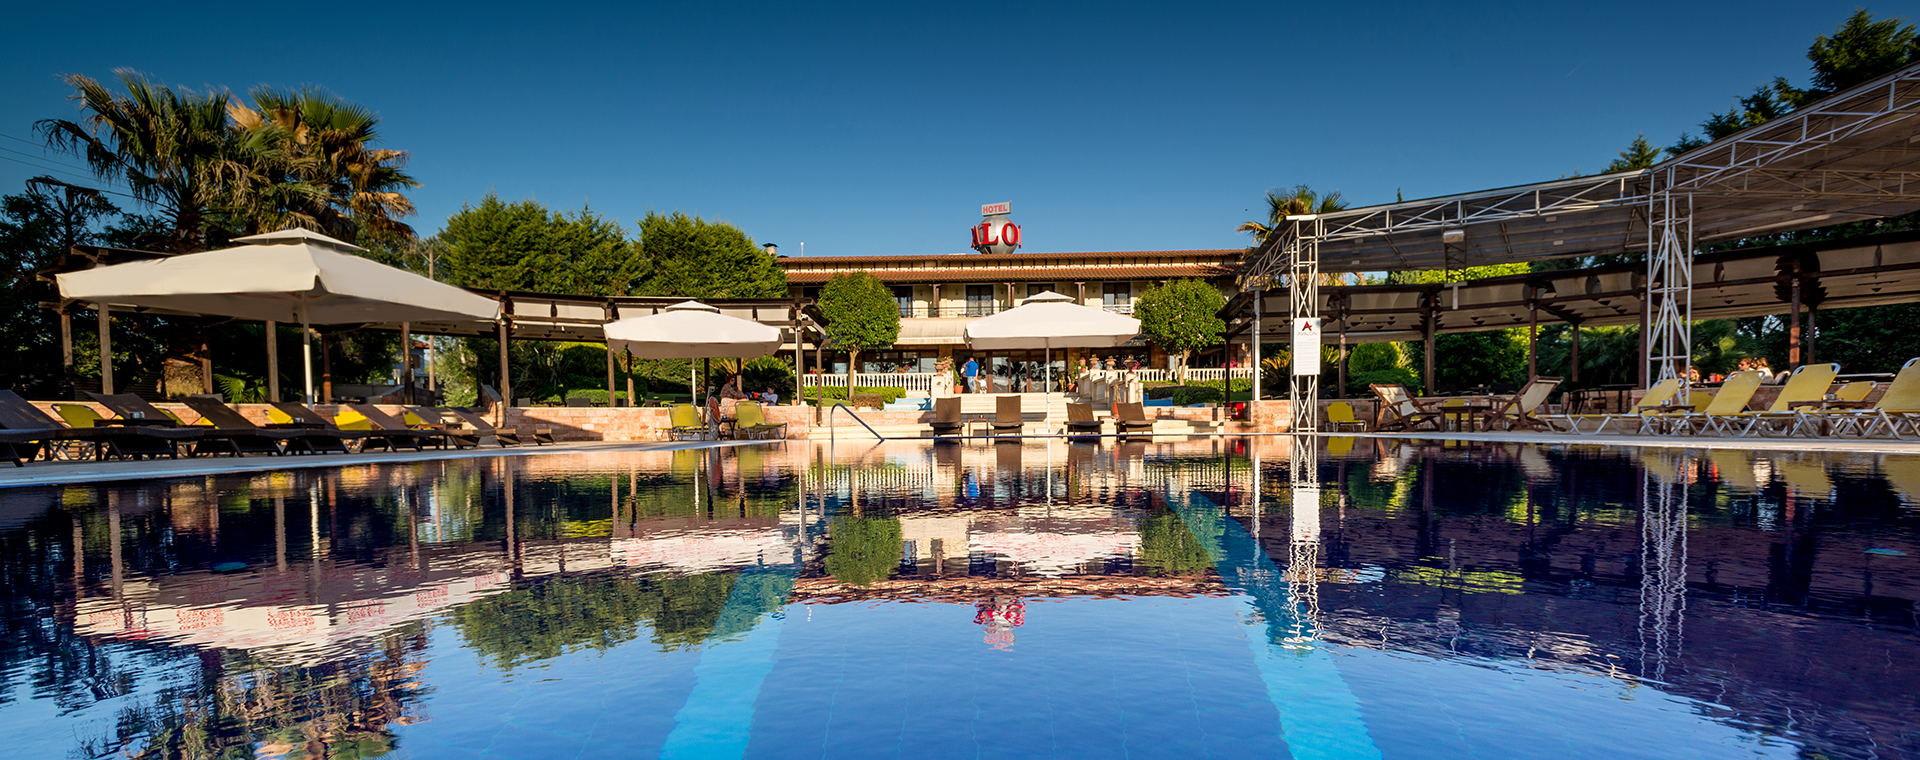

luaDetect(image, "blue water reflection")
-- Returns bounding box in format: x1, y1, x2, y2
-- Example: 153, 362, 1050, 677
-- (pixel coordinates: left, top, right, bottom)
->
0, 439, 1914, 758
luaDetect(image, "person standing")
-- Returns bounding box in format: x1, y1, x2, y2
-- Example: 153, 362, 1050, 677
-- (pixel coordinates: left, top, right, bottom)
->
962, 356, 980, 394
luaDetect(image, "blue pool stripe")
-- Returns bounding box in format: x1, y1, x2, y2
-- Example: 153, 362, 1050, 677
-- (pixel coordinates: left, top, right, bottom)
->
659, 565, 799, 760
1167, 489, 1383, 760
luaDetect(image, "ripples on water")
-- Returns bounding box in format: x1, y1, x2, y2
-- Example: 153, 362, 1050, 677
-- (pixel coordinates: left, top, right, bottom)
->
0, 438, 1915, 759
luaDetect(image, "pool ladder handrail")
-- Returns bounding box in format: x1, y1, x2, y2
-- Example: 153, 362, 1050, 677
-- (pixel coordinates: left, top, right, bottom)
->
827, 403, 890, 441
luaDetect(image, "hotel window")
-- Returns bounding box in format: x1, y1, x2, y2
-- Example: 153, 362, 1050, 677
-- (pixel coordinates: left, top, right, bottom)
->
1102, 282, 1132, 307
1026, 283, 1056, 299
801, 287, 822, 301
892, 286, 914, 317
965, 285, 996, 316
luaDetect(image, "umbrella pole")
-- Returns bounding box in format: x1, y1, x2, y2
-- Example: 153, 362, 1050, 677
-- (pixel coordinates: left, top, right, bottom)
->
300, 299, 315, 406
1045, 346, 1053, 433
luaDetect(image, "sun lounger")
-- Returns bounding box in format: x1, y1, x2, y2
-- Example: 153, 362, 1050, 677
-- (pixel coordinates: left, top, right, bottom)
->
1732, 363, 1838, 437
1668, 371, 1764, 435
254, 401, 389, 454
732, 401, 786, 439
401, 407, 483, 448
929, 397, 964, 436
1065, 402, 1103, 435
1113, 402, 1155, 435
1369, 384, 1442, 432
1325, 401, 1368, 432
1794, 357, 1920, 438
0, 427, 57, 466
991, 395, 1024, 436
445, 407, 553, 446
176, 397, 303, 455
1545, 378, 1682, 435
666, 404, 707, 442
314, 403, 449, 451
1480, 376, 1562, 431
39, 396, 202, 460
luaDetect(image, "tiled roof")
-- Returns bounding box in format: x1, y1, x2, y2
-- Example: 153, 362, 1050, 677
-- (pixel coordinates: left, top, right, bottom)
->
778, 248, 1243, 266
784, 263, 1236, 284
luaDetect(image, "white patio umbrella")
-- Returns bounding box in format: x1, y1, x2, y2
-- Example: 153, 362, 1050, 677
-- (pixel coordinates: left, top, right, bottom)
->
56, 228, 501, 403
965, 291, 1142, 428
605, 301, 782, 438
602, 301, 782, 359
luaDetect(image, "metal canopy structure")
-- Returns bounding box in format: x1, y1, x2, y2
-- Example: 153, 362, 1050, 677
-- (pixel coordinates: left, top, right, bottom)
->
1228, 231, 1920, 343
1242, 61, 1920, 426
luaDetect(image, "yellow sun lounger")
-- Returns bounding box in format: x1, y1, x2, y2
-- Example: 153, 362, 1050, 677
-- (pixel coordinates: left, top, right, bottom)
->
1544, 378, 1680, 435
1795, 357, 1920, 438
1734, 363, 1838, 437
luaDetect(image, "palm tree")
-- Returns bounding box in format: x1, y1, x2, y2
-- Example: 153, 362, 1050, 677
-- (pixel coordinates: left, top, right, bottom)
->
1236, 185, 1347, 243
36, 70, 232, 252
226, 88, 419, 242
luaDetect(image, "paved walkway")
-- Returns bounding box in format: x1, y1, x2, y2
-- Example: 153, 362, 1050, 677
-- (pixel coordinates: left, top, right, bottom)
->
1327, 429, 1920, 454
0, 439, 776, 489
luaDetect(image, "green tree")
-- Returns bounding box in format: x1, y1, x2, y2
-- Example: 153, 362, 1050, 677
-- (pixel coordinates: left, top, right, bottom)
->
817, 272, 900, 392
1135, 278, 1226, 373
637, 211, 785, 298
438, 193, 641, 295
824, 516, 903, 586
1605, 134, 1662, 172
223, 88, 419, 243
37, 69, 232, 252
0, 180, 121, 394
1236, 185, 1347, 242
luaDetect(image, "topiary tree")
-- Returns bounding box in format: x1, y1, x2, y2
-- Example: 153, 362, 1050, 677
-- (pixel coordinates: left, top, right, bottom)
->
817, 272, 900, 398
1135, 278, 1226, 377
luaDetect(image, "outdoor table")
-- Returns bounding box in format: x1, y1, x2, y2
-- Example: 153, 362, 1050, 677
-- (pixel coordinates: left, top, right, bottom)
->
1418, 397, 1494, 432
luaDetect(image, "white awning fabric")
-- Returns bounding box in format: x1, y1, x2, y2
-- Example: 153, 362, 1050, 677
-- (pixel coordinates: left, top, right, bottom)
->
55, 228, 502, 324
604, 301, 783, 359
964, 292, 1142, 350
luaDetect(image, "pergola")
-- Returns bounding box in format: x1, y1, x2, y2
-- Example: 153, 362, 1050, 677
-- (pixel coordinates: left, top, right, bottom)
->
1225, 230, 1920, 389
1239, 61, 1920, 428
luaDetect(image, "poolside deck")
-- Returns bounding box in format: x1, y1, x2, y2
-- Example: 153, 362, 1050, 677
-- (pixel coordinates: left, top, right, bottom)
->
0, 439, 777, 489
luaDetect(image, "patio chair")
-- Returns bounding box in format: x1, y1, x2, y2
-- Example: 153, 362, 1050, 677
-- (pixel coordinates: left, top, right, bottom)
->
1369, 384, 1442, 432
929, 397, 964, 436
1668, 371, 1764, 435
1733, 363, 1838, 437
401, 407, 483, 448
991, 395, 1024, 436
1793, 357, 1920, 438
1325, 401, 1368, 432
176, 397, 305, 456
733, 401, 786, 439
1479, 376, 1562, 432
1543, 377, 1681, 435
336, 404, 453, 450
1065, 402, 1103, 435
1113, 402, 1156, 435
667, 404, 708, 442
49, 399, 205, 460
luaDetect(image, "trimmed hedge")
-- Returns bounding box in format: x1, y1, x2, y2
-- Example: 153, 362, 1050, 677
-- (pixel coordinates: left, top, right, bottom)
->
1145, 384, 1224, 406
803, 385, 909, 405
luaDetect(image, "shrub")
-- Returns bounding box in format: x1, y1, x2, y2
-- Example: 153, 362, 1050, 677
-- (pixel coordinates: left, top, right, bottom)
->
1146, 384, 1224, 405
1347, 367, 1421, 395
848, 393, 888, 408
802, 385, 908, 405
563, 390, 631, 406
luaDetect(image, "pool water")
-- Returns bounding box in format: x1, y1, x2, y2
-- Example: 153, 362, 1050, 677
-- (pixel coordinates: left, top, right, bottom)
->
1, 438, 1917, 759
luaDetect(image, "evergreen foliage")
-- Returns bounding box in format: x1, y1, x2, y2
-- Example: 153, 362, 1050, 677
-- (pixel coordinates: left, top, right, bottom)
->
636, 211, 785, 298
1135, 278, 1227, 367
817, 272, 900, 386
824, 517, 902, 586
439, 194, 640, 295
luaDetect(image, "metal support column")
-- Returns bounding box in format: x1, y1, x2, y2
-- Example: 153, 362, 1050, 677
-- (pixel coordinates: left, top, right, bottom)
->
1646, 173, 1694, 399
1287, 218, 1321, 433
1251, 283, 1263, 405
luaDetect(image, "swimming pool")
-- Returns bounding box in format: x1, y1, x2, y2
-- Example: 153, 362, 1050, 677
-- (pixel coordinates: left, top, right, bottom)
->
0, 437, 1915, 758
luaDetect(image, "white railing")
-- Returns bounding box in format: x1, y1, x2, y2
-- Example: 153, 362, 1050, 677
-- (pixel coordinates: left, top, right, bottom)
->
801, 372, 939, 395
1184, 368, 1254, 382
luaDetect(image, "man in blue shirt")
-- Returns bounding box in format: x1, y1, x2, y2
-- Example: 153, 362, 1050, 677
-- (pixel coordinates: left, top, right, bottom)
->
962, 357, 979, 393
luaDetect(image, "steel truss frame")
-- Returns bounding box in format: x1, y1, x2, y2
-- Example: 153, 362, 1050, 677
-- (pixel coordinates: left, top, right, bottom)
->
1286, 218, 1321, 433
1239, 62, 1920, 396
1647, 172, 1694, 394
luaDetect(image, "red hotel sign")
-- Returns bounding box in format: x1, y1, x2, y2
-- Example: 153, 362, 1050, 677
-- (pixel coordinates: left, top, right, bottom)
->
981, 201, 1012, 216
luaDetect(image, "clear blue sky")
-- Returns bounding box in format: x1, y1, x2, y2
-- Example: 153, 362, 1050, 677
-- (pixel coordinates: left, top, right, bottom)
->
0, 1, 1889, 257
